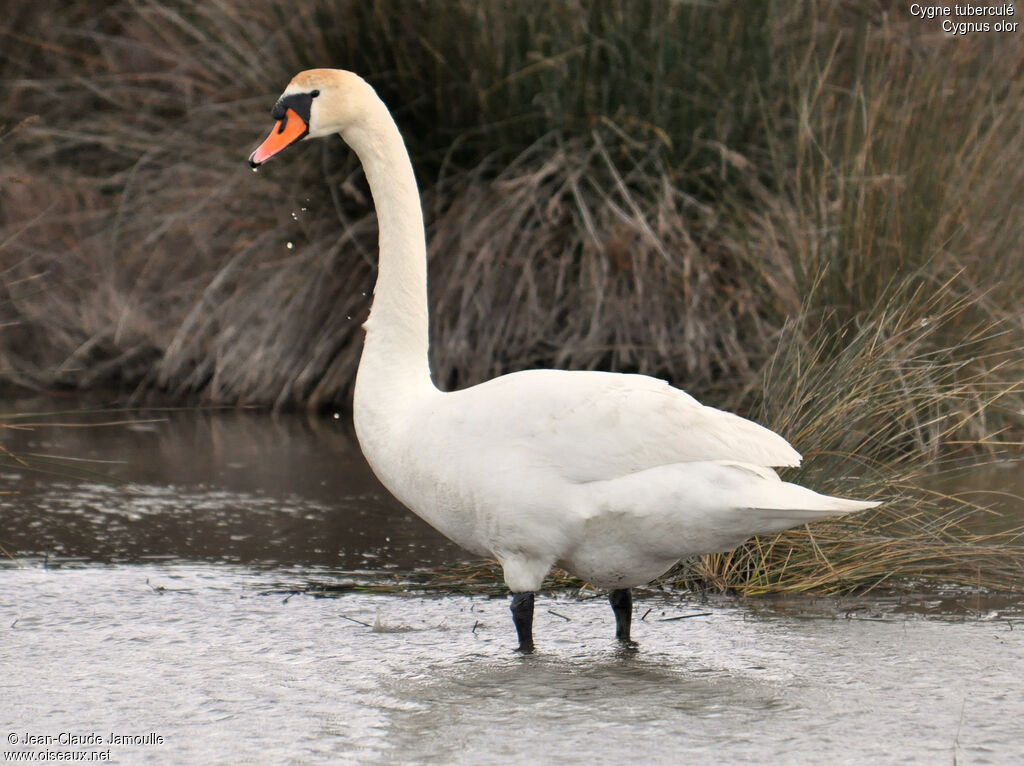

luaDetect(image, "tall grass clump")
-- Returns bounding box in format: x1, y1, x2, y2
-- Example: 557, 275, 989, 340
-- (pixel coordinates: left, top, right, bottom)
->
1, 1, 1021, 592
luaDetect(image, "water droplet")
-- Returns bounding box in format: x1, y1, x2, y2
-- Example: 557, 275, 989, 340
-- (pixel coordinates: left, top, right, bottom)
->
251, 167, 259, 173
332, 412, 340, 420
346, 315, 352, 320
291, 212, 299, 220
286, 242, 294, 250
300, 207, 308, 212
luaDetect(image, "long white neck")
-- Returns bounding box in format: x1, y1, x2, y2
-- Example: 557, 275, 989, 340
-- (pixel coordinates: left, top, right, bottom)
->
344, 97, 438, 436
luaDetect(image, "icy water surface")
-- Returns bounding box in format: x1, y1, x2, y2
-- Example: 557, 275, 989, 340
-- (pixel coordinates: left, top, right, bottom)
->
2, 407, 1023, 764
4, 565, 1023, 765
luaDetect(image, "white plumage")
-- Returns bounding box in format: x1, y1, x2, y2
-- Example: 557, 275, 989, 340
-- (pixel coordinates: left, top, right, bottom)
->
357, 367, 876, 593
250, 69, 880, 648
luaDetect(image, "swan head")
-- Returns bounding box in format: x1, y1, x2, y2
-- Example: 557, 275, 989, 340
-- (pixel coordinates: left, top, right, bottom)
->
249, 69, 376, 167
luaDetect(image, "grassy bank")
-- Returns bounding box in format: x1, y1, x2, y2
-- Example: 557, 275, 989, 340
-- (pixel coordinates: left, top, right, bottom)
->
1, 1, 1022, 592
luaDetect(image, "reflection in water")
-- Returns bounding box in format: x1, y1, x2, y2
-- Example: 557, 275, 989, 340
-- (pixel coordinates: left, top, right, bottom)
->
3, 566, 1022, 765
0, 408, 463, 568
380, 654, 791, 764
2, 407, 1023, 764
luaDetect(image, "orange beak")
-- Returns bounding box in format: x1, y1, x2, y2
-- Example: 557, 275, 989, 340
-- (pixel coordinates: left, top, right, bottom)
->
249, 108, 309, 167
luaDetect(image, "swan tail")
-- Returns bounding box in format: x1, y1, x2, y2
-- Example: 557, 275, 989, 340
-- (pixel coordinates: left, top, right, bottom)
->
740, 493, 880, 538
749, 488, 882, 516
736, 468, 880, 531
579, 461, 881, 557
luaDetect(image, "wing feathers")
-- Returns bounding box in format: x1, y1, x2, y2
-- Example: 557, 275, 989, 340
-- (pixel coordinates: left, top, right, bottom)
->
449, 369, 802, 482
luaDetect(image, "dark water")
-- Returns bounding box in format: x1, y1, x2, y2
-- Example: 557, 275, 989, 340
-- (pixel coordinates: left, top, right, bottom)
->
2, 406, 1023, 764
0, 407, 469, 570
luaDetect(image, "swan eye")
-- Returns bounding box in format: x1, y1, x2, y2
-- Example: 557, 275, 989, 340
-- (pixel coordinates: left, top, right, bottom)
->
311, 89, 320, 98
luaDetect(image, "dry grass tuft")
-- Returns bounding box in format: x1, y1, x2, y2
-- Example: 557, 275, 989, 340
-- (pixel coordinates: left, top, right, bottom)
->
1, 0, 1022, 592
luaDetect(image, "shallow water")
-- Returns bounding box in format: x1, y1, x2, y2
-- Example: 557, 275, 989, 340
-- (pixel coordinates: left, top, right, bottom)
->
0, 408, 463, 569
2, 408, 1023, 764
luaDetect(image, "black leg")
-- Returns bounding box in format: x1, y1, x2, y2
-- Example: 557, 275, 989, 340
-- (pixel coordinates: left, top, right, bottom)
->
609, 588, 634, 644
510, 591, 535, 653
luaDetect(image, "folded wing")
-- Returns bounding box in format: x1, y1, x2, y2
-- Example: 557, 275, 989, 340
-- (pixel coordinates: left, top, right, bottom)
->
448, 369, 802, 483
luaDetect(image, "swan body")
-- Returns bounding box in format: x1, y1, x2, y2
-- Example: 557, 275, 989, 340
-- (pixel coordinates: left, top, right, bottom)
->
251, 69, 880, 649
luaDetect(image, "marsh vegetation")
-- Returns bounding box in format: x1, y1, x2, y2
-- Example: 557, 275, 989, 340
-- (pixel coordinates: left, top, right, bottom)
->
1, 1, 1021, 593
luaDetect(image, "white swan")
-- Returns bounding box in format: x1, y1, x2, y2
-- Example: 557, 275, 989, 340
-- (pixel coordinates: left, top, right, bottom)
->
249, 69, 880, 651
